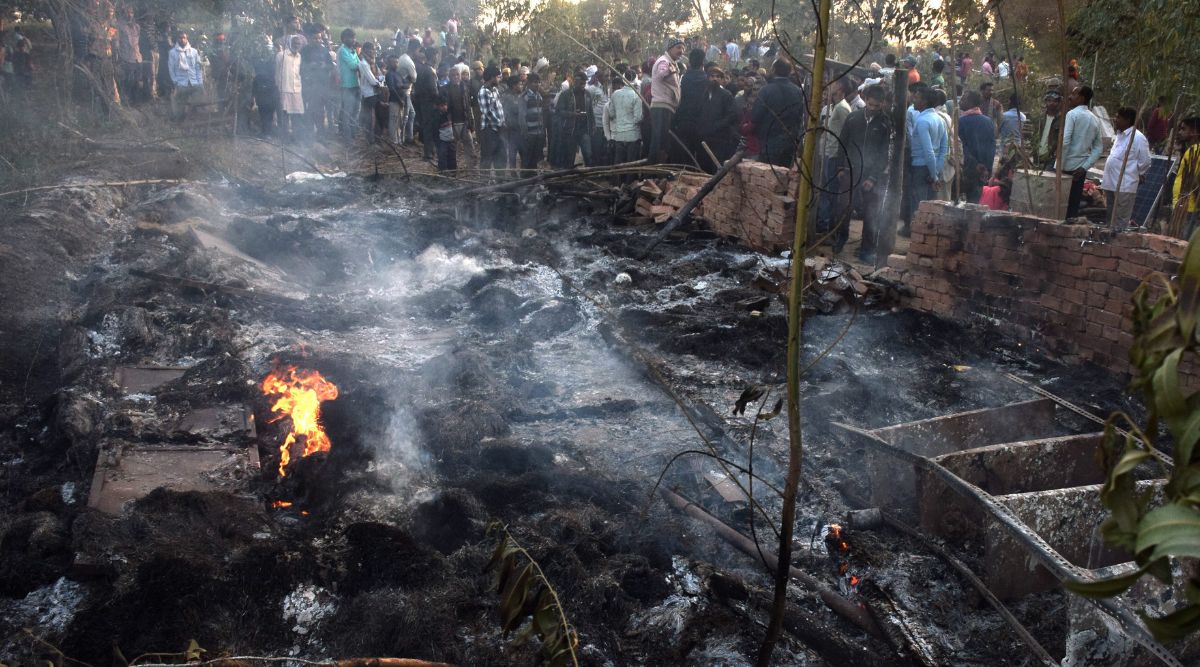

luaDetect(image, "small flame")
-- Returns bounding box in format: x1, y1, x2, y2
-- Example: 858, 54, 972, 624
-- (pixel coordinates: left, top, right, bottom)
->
828, 523, 842, 539
849, 575, 860, 587
271, 500, 293, 508
261, 365, 339, 478
839, 540, 849, 551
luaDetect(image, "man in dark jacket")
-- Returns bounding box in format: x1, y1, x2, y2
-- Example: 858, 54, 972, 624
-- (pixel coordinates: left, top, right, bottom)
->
840, 84, 892, 263
695, 67, 738, 172
552, 70, 593, 167
752, 59, 805, 167
412, 47, 440, 159
671, 48, 708, 164
958, 89, 996, 204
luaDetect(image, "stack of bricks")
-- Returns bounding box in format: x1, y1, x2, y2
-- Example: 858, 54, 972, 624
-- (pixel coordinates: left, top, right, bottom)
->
883, 200, 1189, 377
700, 161, 800, 254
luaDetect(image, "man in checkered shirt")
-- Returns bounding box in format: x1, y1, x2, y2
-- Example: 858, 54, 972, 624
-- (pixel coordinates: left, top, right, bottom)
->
477, 65, 506, 178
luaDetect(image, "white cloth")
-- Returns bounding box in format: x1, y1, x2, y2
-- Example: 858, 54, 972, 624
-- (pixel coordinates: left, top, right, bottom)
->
997, 61, 1010, 78
1102, 127, 1152, 194
358, 59, 382, 98
725, 41, 740, 64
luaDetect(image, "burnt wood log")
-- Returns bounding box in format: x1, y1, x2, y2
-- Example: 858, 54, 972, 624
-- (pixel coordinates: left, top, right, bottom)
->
659, 486, 884, 639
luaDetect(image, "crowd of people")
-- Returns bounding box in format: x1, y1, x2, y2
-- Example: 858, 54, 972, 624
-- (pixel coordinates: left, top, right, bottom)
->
4, 5, 1198, 246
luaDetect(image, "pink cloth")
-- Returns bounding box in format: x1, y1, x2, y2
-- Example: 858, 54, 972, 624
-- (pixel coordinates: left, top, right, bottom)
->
980, 185, 1007, 211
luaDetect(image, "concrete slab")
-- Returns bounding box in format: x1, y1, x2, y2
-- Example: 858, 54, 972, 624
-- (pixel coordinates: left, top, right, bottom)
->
87, 442, 260, 514
115, 366, 187, 393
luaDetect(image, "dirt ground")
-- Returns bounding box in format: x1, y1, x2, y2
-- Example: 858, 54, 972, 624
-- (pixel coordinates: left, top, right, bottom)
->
0, 94, 1163, 667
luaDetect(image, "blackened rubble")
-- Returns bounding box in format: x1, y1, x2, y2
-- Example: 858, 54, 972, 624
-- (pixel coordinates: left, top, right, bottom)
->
0, 176, 1147, 666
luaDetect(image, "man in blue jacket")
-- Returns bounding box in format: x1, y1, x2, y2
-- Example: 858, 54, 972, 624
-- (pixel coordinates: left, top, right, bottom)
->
909, 86, 948, 215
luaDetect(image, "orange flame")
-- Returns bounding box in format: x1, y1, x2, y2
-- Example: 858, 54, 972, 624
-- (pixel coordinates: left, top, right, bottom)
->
828, 523, 842, 539
261, 366, 339, 478
271, 500, 293, 508
850, 575, 860, 586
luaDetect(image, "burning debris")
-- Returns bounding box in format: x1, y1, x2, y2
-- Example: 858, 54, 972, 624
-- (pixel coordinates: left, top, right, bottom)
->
261, 365, 339, 478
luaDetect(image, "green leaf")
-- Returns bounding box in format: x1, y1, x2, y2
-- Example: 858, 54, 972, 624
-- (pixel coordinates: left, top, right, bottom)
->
1113, 449, 1152, 478
1136, 504, 1200, 561
1142, 603, 1200, 642
1173, 409, 1200, 467
1152, 350, 1185, 417
1064, 566, 1147, 598
501, 564, 533, 631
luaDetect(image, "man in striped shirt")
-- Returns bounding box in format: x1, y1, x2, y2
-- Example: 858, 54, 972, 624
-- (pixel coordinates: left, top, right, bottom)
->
477, 65, 506, 177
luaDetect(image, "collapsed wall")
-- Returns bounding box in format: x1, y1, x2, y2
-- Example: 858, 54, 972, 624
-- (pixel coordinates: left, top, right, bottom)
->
883, 200, 1189, 379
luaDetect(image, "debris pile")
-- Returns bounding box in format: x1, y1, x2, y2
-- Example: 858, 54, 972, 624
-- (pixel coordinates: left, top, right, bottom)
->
633, 173, 710, 223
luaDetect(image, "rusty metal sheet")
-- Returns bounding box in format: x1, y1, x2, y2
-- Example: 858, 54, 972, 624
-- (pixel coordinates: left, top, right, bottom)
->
87, 443, 259, 514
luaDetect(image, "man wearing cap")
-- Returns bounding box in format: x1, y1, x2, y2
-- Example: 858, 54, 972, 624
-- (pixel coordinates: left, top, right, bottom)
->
1036, 91, 1062, 170
649, 37, 684, 163
477, 65, 506, 177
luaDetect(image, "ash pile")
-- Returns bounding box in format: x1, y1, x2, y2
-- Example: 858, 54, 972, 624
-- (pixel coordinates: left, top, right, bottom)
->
0, 172, 1187, 667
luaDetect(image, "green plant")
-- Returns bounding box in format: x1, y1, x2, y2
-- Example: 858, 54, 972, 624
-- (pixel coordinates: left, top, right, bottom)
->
484, 523, 579, 667
1066, 228, 1200, 642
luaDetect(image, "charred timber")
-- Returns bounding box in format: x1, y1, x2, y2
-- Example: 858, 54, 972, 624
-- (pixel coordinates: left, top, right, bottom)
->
659, 486, 885, 639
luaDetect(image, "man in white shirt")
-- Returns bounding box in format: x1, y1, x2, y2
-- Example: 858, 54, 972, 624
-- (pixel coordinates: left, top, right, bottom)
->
1058, 85, 1104, 219
168, 31, 203, 120
1101, 106, 1152, 231
724, 37, 740, 67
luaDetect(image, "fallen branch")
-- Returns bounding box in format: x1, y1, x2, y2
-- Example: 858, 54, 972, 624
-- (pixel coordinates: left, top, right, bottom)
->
639, 149, 746, 259
0, 179, 188, 200
659, 486, 884, 639
429, 159, 649, 200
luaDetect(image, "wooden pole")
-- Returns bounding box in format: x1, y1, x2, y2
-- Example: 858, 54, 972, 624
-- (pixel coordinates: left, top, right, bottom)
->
638, 149, 745, 258
1053, 0, 1071, 219
876, 67, 910, 262
761, 0, 831, 661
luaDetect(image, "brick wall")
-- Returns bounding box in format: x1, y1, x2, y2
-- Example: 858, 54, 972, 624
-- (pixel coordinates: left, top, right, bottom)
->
702, 162, 799, 254
884, 201, 1188, 375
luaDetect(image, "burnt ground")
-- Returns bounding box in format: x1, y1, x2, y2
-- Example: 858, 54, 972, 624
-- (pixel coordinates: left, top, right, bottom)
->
0, 165, 1145, 666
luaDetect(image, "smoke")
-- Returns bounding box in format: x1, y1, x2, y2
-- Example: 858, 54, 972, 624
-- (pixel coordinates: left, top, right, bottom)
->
412, 244, 485, 287
366, 402, 428, 494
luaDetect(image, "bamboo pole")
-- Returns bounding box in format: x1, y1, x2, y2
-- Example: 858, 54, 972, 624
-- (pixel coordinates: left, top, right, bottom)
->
759, 0, 831, 661
1053, 0, 1071, 219
944, 5, 960, 204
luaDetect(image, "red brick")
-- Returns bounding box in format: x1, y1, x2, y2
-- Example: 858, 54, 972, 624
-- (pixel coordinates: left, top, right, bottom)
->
1082, 254, 1118, 271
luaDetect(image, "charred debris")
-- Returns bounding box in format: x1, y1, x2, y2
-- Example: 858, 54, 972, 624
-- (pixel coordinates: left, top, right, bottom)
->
0, 170, 1178, 666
